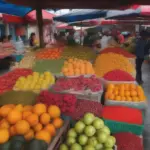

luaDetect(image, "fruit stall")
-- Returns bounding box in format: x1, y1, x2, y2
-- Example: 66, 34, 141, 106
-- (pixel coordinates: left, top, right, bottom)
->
0, 46, 146, 150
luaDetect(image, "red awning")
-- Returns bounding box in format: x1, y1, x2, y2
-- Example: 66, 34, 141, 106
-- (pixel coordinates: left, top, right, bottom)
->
25, 10, 55, 22
2, 14, 24, 23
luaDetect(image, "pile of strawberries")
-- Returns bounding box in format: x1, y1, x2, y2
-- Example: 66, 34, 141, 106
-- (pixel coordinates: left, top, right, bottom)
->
0, 69, 33, 94
37, 90, 77, 113
53, 75, 102, 92
103, 69, 135, 81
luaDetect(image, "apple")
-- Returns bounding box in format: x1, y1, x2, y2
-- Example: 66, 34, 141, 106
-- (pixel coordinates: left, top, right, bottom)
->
75, 121, 85, 134
92, 118, 104, 129
104, 136, 116, 148
59, 144, 69, 150
95, 143, 103, 150
97, 132, 108, 143
70, 143, 82, 150
66, 137, 76, 146
104, 148, 113, 150
83, 113, 95, 125
84, 125, 96, 137
84, 145, 95, 150
78, 134, 88, 145
67, 128, 77, 138
97, 126, 111, 135
88, 137, 98, 147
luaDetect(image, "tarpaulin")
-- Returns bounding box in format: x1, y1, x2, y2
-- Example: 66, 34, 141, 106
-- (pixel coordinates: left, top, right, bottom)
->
0, 0, 32, 17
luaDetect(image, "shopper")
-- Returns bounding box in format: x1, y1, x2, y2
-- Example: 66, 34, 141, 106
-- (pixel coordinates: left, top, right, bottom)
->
135, 31, 150, 84
29, 32, 37, 47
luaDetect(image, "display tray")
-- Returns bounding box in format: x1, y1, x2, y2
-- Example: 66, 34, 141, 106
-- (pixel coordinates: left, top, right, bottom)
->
48, 120, 70, 150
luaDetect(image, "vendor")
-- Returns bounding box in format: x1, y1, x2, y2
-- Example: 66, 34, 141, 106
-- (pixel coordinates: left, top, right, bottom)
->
29, 32, 38, 47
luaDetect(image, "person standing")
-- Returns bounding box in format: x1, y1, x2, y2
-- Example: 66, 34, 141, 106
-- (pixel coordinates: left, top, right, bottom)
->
135, 31, 150, 84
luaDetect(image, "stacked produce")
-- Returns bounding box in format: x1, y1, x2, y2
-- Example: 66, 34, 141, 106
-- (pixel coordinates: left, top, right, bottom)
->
0, 103, 64, 145
13, 71, 55, 93
103, 70, 135, 81
62, 46, 97, 60
36, 48, 62, 60
105, 83, 146, 102
59, 113, 116, 150
94, 53, 135, 77
100, 47, 136, 58
53, 75, 102, 93
114, 132, 143, 150
62, 58, 95, 76
37, 91, 77, 113
12, 55, 35, 69
66, 100, 103, 120
0, 69, 32, 95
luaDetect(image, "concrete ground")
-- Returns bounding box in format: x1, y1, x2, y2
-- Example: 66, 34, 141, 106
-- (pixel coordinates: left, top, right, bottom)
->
143, 63, 150, 150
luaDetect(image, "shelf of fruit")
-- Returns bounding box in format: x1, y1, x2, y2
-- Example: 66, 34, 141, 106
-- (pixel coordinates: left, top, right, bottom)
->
13, 71, 55, 93
59, 113, 116, 150
0, 103, 64, 149
105, 83, 147, 109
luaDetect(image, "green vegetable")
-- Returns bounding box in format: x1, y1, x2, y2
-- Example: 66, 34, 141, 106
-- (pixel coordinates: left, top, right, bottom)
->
0, 141, 11, 150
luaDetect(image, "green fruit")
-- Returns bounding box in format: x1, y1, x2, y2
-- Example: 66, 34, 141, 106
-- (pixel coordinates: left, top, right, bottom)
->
97, 126, 110, 136
84, 145, 95, 150
67, 128, 77, 138
75, 121, 85, 134
88, 137, 98, 147
93, 118, 104, 130
84, 125, 96, 137
104, 148, 113, 150
97, 132, 108, 143
95, 143, 103, 150
83, 113, 95, 125
104, 136, 115, 148
70, 143, 82, 150
59, 144, 69, 150
78, 134, 88, 146
66, 137, 76, 146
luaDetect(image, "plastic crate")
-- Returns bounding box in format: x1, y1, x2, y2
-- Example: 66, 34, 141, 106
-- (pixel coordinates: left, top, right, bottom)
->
14, 55, 24, 62
105, 99, 147, 110
103, 118, 144, 136
48, 120, 70, 150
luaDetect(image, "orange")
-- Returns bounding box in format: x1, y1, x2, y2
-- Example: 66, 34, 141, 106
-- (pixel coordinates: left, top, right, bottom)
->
115, 96, 121, 101
35, 130, 51, 144
9, 125, 16, 136
52, 118, 64, 129
119, 90, 125, 97
0, 119, 10, 129
22, 111, 32, 120
0, 128, 9, 144
33, 123, 43, 132
40, 113, 51, 125
114, 90, 119, 96
15, 104, 23, 112
125, 91, 130, 97
105, 92, 109, 99
23, 105, 33, 112
48, 105, 61, 119
4, 104, 15, 109
131, 90, 137, 97
126, 97, 132, 102
120, 84, 125, 90
108, 94, 115, 100
26, 113, 39, 127
132, 97, 139, 102
44, 124, 56, 136
33, 103, 47, 116
7, 110, 22, 125
130, 84, 136, 90
0, 106, 12, 117
107, 89, 113, 94
107, 84, 115, 90
124, 84, 129, 91
24, 129, 34, 141
122, 96, 126, 101
15, 120, 30, 135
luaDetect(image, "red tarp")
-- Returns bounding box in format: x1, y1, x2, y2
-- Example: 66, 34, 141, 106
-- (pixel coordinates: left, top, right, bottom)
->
2, 14, 24, 23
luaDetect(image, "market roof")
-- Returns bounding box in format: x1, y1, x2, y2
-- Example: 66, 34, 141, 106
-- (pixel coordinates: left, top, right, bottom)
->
6, 0, 150, 9
0, 0, 32, 16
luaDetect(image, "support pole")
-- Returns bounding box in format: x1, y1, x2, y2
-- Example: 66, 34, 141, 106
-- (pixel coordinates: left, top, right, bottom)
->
36, 8, 44, 48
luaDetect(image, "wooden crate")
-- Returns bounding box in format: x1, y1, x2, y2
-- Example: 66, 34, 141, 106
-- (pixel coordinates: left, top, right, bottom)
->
48, 120, 70, 150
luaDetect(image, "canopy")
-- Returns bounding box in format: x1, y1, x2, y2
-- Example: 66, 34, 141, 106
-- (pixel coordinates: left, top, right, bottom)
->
25, 10, 54, 22
6, 0, 150, 9
2, 14, 24, 23
56, 23, 73, 29
0, 0, 32, 17
54, 9, 108, 23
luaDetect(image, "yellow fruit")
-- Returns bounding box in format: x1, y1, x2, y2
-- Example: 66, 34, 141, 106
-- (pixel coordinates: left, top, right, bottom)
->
15, 120, 30, 135
7, 110, 22, 125
33, 123, 43, 132
22, 111, 32, 120
48, 105, 61, 119
40, 113, 51, 125
44, 124, 56, 136
0, 106, 12, 117
24, 129, 34, 141
35, 130, 51, 144
26, 113, 39, 127
52, 118, 64, 129
15, 104, 23, 112
23, 105, 33, 112
0, 128, 9, 144
0, 119, 10, 129
9, 125, 16, 136
33, 104, 47, 116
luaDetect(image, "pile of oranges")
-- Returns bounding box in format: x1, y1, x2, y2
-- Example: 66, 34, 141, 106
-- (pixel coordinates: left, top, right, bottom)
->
0, 103, 64, 144
62, 58, 95, 76
36, 48, 62, 60
105, 83, 146, 102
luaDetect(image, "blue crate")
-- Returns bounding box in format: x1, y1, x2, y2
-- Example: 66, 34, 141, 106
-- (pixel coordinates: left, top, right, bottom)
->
14, 55, 24, 62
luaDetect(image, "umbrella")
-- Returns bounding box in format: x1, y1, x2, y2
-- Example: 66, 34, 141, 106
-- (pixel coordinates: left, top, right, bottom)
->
54, 9, 108, 23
